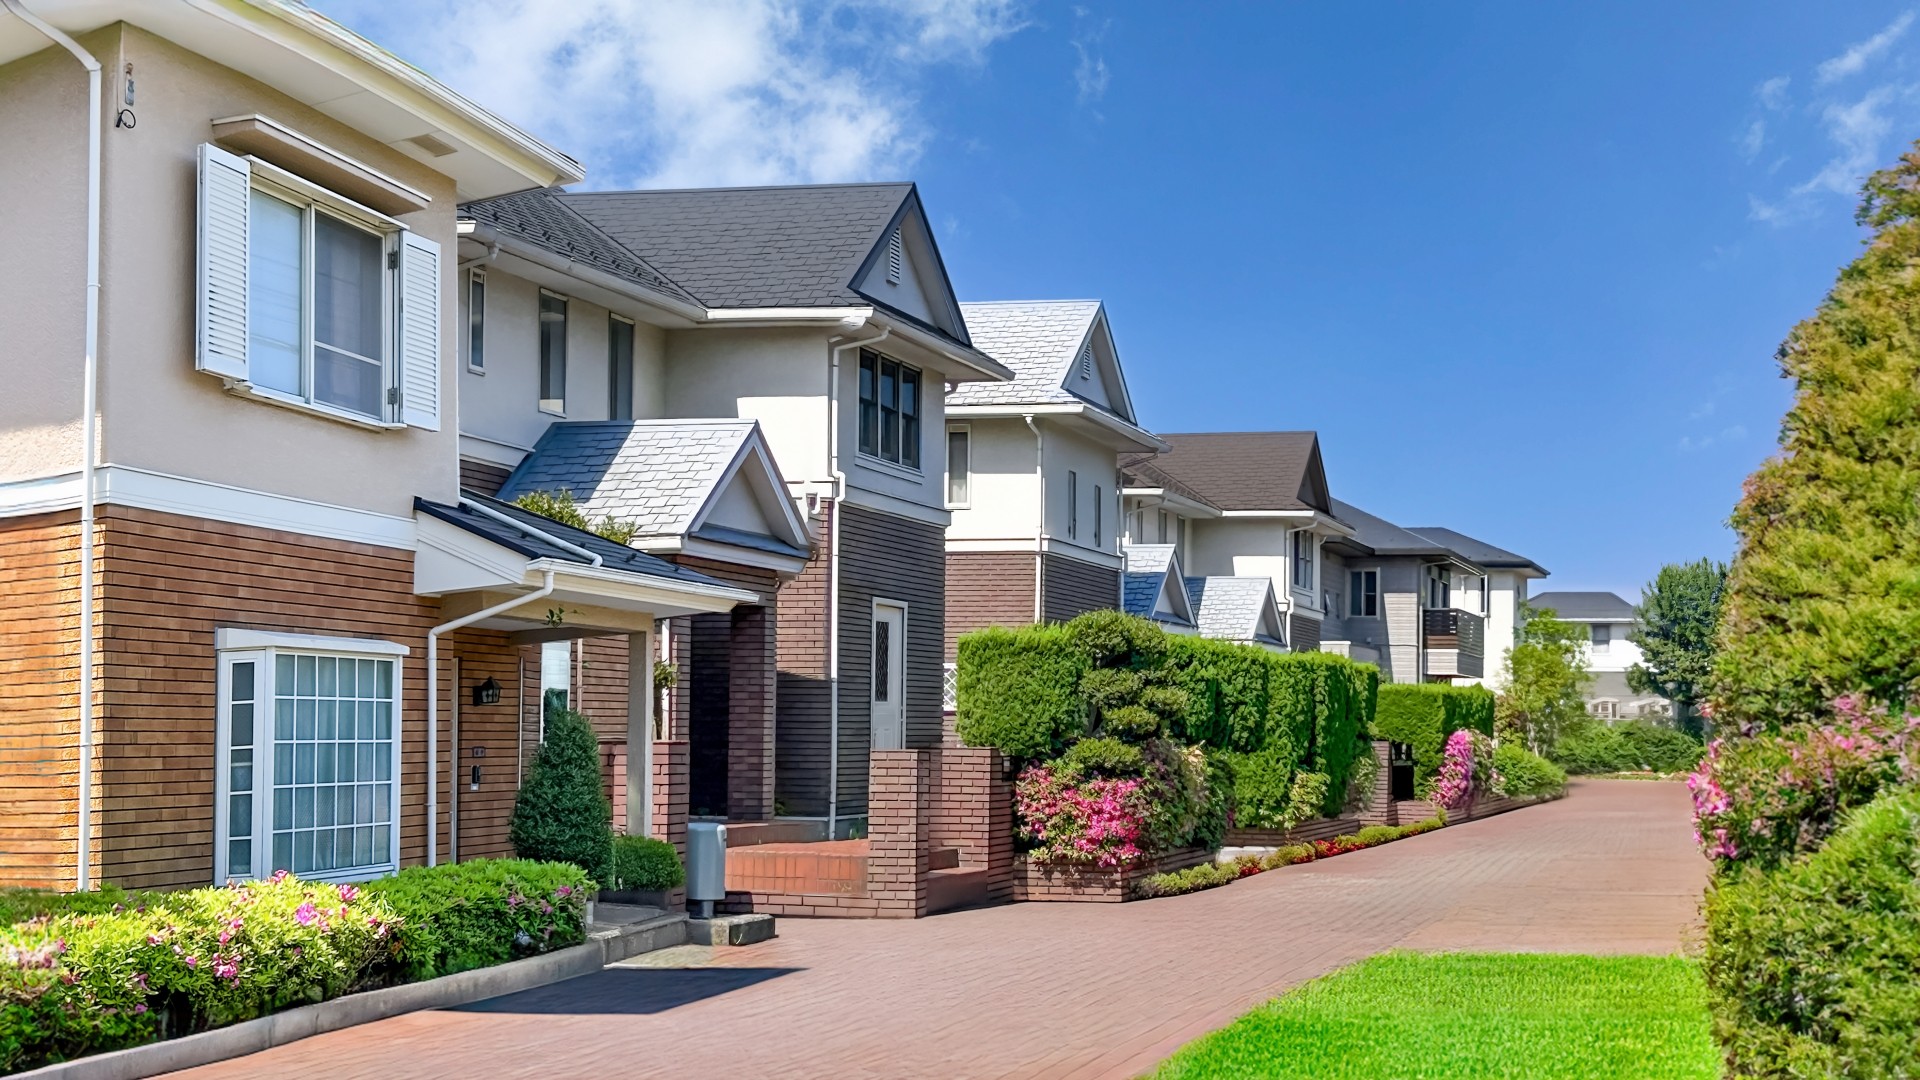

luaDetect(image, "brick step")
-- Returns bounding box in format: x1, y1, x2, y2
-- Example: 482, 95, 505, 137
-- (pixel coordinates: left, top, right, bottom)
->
926, 866, 989, 914
928, 846, 961, 871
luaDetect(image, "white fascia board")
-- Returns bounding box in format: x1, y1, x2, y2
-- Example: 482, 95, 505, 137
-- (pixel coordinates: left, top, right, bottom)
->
943, 403, 1164, 453
1119, 488, 1224, 520
215, 627, 410, 655
457, 433, 534, 470
414, 512, 529, 595
700, 306, 874, 324
526, 559, 760, 611
865, 314, 1014, 383
1037, 538, 1124, 569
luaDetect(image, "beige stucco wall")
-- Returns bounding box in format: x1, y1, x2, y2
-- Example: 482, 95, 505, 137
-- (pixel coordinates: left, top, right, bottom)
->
5, 24, 467, 516
458, 265, 668, 459
0, 33, 93, 483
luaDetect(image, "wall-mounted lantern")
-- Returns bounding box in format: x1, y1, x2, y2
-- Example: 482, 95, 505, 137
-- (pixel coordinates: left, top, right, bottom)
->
472, 676, 502, 707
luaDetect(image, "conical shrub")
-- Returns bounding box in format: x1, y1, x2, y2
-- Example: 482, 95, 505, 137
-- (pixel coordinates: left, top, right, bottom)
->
509, 705, 612, 886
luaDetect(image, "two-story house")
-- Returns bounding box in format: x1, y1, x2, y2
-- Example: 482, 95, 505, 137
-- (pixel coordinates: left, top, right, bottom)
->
941, 300, 1163, 669
0, 0, 765, 891
449, 184, 1011, 838
1403, 527, 1548, 687
1120, 431, 1353, 650
1528, 590, 1667, 718
1320, 501, 1490, 683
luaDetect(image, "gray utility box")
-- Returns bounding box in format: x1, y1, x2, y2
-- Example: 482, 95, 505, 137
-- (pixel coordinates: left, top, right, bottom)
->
686, 821, 728, 918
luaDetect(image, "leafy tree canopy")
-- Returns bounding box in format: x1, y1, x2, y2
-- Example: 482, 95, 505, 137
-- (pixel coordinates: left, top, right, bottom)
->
1496, 604, 1592, 752
1629, 559, 1728, 737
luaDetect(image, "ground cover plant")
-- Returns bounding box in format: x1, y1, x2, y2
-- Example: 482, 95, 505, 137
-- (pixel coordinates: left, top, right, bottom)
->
1, 860, 591, 1074
1134, 817, 1444, 899
1150, 952, 1719, 1080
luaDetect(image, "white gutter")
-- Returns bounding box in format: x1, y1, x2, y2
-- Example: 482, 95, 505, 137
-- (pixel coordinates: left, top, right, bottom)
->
6, 0, 102, 894
460, 223, 707, 324
1024, 414, 1046, 623
945, 402, 1165, 452
825, 318, 889, 837
461, 496, 602, 567
426, 571, 555, 866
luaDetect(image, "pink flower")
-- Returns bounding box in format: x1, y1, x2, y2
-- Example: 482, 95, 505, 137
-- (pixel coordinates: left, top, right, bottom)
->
293, 902, 317, 926
184, 955, 198, 968
337, 884, 360, 904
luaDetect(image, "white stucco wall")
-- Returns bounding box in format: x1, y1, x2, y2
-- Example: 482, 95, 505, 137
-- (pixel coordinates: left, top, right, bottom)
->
662, 326, 832, 486
1483, 569, 1529, 687
945, 416, 1042, 541
1188, 517, 1293, 604
1040, 424, 1120, 557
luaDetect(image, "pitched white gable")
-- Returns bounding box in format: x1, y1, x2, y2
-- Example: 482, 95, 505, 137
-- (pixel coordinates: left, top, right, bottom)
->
1065, 310, 1136, 422
853, 200, 966, 339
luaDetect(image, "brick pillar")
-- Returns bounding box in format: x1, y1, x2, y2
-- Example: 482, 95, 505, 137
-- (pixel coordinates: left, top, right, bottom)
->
1357, 741, 1399, 827
866, 749, 929, 918
927, 747, 1014, 902
651, 740, 690, 861
728, 604, 776, 820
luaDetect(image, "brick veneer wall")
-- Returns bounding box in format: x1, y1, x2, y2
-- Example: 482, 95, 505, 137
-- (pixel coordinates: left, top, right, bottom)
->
651, 740, 690, 860
774, 502, 832, 816
1354, 741, 1399, 827
926, 747, 1013, 901
866, 749, 930, 918
1010, 846, 1213, 903
943, 552, 1035, 660
0, 511, 90, 889
1041, 553, 1120, 624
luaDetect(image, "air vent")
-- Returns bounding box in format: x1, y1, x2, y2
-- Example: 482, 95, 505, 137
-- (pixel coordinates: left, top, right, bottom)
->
404, 132, 458, 158
1079, 341, 1093, 379
886, 228, 903, 284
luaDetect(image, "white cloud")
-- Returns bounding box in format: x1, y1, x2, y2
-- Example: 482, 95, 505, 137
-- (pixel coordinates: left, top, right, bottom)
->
1679, 425, 1748, 453
1070, 6, 1110, 105
315, 0, 1027, 189
1757, 74, 1791, 110
1740, 118, 1767, 161
1815, 10, 1914, 85
1793, 85, 1899, 197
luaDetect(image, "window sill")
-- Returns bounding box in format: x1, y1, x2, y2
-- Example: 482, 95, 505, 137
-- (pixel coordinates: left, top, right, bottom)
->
855, 452, 924, 481
221, 378, 404, 431
467, 365, 486, 376
538, 405, 567, 418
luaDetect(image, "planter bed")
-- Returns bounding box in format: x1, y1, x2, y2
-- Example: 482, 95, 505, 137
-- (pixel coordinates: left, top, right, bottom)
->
1010, 847, 1213, 903
1395, 791, 1559, 824
1223, 815, 1364, 849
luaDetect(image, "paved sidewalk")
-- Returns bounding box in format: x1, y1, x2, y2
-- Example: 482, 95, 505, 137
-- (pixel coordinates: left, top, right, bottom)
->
170, 780, 1706, 1080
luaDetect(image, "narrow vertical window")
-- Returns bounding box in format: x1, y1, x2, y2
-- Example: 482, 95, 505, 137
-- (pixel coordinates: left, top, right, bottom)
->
1068, 470, 1079, 540
946, 427, 970, 506
873, 621, 891, 701
224, 657, 257, 878
858, 352, 879, 456
1094, 485, 1103, 546
541, 640, 571, 726
608, 315, 634, 421
538, 291, 567, 414
879, 359, 900, 460
899, 367, 920, 469
467, 269, 486, 372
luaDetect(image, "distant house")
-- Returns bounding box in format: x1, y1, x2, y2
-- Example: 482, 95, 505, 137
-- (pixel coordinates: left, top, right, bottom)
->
941, 300, 1163, 665
1529, 591, 1669, 719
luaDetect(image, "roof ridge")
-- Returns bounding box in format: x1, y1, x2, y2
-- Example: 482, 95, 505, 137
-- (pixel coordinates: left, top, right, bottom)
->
560, 181, 915, 197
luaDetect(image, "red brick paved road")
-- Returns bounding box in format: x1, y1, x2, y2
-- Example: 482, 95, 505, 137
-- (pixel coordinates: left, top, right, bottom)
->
170, 780, 1706, 1080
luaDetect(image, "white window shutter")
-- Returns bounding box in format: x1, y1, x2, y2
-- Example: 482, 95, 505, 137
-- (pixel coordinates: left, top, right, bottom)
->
196, 143, 250, 381
396, 229, 441, 430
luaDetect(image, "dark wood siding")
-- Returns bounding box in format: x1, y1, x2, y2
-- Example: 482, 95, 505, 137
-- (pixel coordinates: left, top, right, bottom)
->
459, 458, 514, 497
1041, 553, 1120, 624
1289, 612, 1323, 652
944, 552, 1036, 659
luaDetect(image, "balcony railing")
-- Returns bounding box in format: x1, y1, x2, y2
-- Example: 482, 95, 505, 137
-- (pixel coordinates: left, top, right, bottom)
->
1422, 608, 1485, 679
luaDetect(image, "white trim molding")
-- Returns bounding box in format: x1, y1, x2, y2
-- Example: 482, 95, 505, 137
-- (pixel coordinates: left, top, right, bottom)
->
214, 627, 411, 655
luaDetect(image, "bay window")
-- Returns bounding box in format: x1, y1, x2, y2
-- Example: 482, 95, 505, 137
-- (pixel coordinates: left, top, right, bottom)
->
214, 630, 406, 884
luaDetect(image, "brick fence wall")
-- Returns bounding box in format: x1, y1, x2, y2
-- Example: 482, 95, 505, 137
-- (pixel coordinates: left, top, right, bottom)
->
1010, 847, 1213, 903
867, 750, 930, 918
926, 747, 1013, 902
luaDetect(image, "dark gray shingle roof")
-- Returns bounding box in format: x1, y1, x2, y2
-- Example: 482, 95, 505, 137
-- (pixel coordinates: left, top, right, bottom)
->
418, 492, 730, 588
1529, 591, 1638, 621
1331, 500, 1460, 559
560, 183, 912, 310
1406, 527, 1547, 576
458, 189, 698, 306
1124, 432, 1329, 513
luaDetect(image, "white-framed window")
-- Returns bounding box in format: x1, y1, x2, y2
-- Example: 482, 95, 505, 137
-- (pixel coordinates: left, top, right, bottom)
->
1425, 564, 1451, 609
214, 629, 407, 884
467, 269, 486, 374
857, 349, 921, 469
195, 144, 438, 430
1348, 569, 1379, 617
1067, 470, 1079, 540
539, 290, 567, 415
608, 314, 635, 421
1593, 699, 1618, 720
1590, 623, 1611, 652
540, 639, 572, 727
945, 425, 970, 507
1093, 485, 1104, 546
1291, 530, 1316, 589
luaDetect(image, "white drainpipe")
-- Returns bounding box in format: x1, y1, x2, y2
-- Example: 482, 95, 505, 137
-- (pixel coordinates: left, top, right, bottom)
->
7, 0, 103, 893
1024, 415, 1046, 622
826, 319, 888, 838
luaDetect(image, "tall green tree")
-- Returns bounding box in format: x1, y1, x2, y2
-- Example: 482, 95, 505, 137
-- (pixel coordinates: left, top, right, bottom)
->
1495, 604, 1592, 752
1629, 559, 1728, 738
1715, 143, 1920, 725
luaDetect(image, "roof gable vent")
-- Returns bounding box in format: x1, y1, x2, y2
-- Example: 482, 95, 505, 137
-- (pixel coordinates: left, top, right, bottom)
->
886, 227, 903, 284
404, 132, 458, 158
1079, 340, 1093, 379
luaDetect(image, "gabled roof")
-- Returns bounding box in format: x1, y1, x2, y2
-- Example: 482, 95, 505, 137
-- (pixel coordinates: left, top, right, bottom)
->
1330, 500, 1460, 559
1121, 544, 1196, 629
1184, 576, 1288, 647
459, 189, 698, 307
1119, 458, 1221, 514
561, 182, 938, 314
1405, 527, 1548, 576
415, 492, 728, 588
496, 420, 809, 560
950, 301, 1135, 422
1126, 432, 1332, 514
1529, 591, 1637, 622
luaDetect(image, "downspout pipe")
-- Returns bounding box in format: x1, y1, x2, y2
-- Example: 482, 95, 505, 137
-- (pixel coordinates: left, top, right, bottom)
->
1024, 415, 1045, 623
7, 0, 104, 893
427, 570, 556, 866
825, 319, 888, 838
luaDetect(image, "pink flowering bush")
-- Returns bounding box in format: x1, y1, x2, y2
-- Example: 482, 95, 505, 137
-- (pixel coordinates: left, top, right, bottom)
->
1016, 762, 1156, 867
1430, 729, 1498, 810
1688, 695, 1920, 870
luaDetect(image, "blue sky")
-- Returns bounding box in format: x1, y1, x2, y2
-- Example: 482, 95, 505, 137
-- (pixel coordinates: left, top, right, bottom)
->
325, 2, 1920, 598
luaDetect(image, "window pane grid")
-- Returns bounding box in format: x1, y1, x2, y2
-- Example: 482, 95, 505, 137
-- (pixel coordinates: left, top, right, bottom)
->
268, 653, 394, 877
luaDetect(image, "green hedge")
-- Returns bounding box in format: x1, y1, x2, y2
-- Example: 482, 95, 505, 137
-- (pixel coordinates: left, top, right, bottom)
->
1704, 786, 1920, 1077
1370, 683, 1496, 783
1, 860, 592, 1073
954, 624, 1088, 759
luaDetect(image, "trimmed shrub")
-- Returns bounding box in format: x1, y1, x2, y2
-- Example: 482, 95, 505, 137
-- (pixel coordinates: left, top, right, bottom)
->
1227, 745, 1303, 830
1191, 753, 1235, 851
1492, 743, 1567, 797
1164, 635, 1276, 750
954, 624, 1088, 759
1704, 787, 1920, 1077
1, 885, 139, 928
1371, 684, 1495, 782
1618, 721, 1705, 774
1062, 736, 1147, 778
609, 835, 685, 893
364, 859, 590, 982
509, 707, 613, 885
1550, 721, 1632, 774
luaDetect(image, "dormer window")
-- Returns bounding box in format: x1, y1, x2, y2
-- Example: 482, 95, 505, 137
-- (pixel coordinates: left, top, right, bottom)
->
886, 228, 903, 284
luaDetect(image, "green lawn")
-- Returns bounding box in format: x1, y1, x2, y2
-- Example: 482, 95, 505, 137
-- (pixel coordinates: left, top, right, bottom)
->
1152, 952, 1720, 1080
